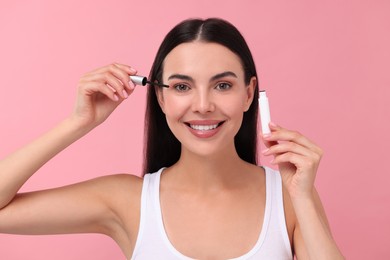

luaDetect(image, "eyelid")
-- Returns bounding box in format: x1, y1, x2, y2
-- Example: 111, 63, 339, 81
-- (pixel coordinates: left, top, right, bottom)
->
215, 81, 232, 90
170, 80, 232, 92
173, 82, 192, 92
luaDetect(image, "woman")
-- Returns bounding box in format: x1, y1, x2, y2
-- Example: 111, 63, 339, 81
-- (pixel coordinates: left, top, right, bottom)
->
0, 18, 344, 259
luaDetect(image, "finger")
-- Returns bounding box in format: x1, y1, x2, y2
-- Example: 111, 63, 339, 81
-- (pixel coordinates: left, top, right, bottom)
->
81, 81, 119, 102
113, 63, 137, 76
104, 76, 129, 99
108, 64, 134, 92
271, 151, 304, 166
261, 135, 277, 149
112, 64, 138, 91
271, 152, 320, 176
92, 63, 137, 92
265, 123, 322, 153
262, 141, 313, 157
87, 70, 128, 99
111, 63, 139, 92
92, 63, 136, 75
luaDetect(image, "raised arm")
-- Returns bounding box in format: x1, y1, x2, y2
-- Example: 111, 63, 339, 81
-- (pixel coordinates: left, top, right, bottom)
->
0, 64, 140, 239
262, 122, 345, 260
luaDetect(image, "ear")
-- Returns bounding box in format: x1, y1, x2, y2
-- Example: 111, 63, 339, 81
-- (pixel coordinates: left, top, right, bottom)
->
244, 76, 257, 112
156, 86, 166, 114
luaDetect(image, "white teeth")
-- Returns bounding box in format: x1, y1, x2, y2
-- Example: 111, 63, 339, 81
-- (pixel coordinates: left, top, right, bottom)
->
190, 124, 219, 131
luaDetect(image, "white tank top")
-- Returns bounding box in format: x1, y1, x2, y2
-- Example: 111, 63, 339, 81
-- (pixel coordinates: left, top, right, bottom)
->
131, 167, 293, 260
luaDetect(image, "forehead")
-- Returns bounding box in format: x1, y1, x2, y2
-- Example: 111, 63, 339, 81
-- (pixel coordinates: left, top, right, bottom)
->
162, 42, 244, 78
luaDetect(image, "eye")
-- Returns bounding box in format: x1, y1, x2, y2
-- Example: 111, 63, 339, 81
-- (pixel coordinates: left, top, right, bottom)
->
215, 82, 232, 91
174, 84, 191, 92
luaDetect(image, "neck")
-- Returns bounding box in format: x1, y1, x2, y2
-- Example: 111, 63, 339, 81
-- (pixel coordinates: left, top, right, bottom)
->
167, 144, 251, 192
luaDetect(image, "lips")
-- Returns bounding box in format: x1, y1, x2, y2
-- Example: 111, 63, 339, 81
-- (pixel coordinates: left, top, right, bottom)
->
184, 120, 225, 138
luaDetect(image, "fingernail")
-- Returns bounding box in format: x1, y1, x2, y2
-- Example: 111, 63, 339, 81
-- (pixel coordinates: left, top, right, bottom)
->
269, 122, 277, 127
129, 67, 137, 73
122, 90, 128, 98
114, 94, 119, 101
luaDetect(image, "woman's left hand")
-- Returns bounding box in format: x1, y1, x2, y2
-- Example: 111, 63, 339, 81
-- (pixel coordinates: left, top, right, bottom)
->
262, 122, 323, 199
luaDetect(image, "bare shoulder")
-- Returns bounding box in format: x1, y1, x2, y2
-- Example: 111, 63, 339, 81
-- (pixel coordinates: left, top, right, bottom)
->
95, 173, 143, 194
0, 172, 144, 245
95, 173, 143, 217
82, 173, 143, 204
92, 173, 144, 254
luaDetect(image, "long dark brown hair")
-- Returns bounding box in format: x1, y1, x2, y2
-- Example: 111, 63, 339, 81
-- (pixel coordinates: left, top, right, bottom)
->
143, 18, 259, 174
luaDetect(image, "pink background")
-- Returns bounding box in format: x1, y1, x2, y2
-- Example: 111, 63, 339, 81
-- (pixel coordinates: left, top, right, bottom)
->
0, 0, 389, 259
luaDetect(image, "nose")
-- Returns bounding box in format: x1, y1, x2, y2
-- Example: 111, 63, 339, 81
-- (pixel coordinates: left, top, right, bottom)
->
192, 89, 215, 114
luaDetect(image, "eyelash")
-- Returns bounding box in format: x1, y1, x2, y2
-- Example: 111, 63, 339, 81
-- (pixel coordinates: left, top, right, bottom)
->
173, 82, 232, 92
174, 84, 190, 92
215, 82, 232, 91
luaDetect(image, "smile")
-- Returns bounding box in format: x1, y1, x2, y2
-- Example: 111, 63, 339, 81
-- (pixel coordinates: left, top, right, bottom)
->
184, 120, 225, 138
189, 124, 219, 131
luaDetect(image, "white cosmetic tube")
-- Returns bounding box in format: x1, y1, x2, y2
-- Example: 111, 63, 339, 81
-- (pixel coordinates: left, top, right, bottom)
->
259, 90, 271, 134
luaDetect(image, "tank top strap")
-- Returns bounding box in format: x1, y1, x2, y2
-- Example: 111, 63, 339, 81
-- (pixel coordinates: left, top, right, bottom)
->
131, 168, 166, 259
263, 166, 293, 257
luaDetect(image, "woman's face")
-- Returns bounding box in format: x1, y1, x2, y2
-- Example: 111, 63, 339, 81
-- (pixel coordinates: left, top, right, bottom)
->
157, 42, 256, 157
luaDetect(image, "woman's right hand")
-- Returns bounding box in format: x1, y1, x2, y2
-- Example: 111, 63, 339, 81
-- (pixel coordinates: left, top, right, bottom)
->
0, 63, 138, 219
71, 63, 137, 129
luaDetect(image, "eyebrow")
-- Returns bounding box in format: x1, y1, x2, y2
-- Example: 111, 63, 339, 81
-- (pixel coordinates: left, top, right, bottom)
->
167, 71, 238, 82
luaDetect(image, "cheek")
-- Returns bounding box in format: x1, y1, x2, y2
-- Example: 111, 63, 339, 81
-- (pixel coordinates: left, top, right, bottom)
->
219, 93, 249, 116
162, 95, 190, 121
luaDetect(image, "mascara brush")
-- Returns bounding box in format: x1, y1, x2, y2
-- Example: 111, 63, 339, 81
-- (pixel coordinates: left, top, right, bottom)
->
129, 75, 169, 88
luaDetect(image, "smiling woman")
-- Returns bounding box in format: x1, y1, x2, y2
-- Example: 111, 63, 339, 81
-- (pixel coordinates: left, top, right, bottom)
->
0, 18, 344, 259
154, 42, 256, 158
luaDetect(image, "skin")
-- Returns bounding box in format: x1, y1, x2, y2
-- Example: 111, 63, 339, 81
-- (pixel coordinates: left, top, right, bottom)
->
0, 42, 344, 259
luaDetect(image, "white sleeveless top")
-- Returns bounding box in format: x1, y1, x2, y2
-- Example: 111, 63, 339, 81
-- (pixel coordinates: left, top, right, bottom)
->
131, 167, 293, 259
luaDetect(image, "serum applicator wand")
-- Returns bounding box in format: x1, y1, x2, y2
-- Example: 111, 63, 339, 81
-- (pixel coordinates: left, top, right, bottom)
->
259, 90, 271, 134
129, 75, 169, 88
